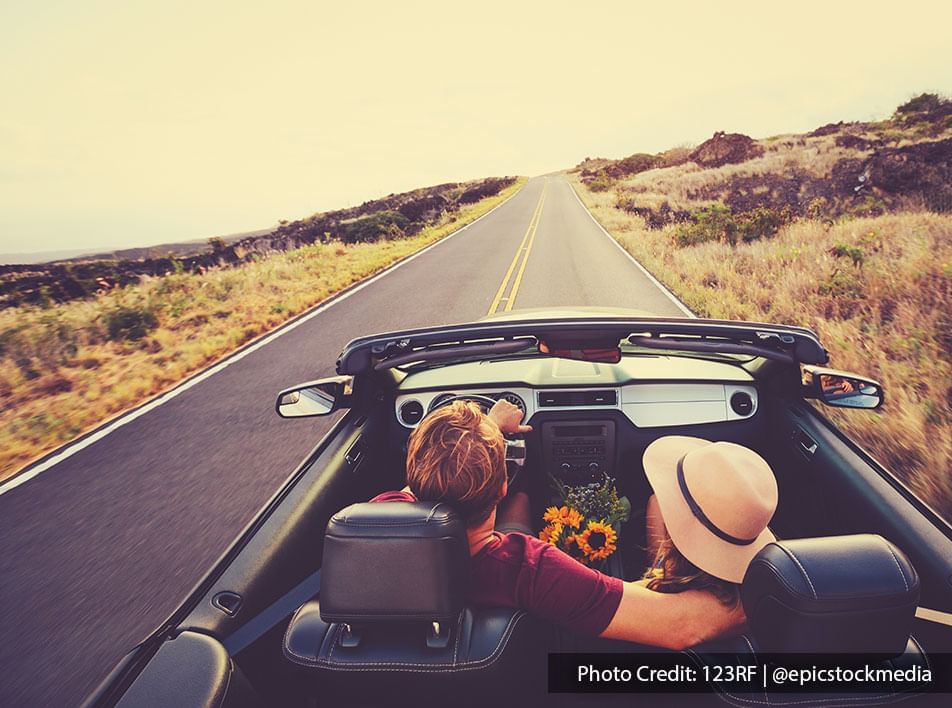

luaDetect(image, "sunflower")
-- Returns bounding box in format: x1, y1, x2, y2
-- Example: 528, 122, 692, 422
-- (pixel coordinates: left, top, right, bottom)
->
542, 505, 584, 529
539, 521, 564, 545
575, 520, 618, 561
562, 533, 589, 563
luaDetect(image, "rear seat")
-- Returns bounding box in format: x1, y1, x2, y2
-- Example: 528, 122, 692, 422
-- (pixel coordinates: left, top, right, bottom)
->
283, 501, 550, 707
688, 534, 929, 706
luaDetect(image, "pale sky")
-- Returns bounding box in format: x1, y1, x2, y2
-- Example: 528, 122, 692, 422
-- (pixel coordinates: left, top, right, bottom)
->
1, 0, 949, 255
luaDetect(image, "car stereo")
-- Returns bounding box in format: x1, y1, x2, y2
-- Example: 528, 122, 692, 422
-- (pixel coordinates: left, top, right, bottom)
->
541, 420, 615, 485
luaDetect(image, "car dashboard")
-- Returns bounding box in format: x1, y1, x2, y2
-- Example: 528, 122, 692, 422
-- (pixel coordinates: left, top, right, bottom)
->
393, 355, 761, 487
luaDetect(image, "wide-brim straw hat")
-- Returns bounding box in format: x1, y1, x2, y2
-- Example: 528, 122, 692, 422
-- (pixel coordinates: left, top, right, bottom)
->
643, 436, 778, 584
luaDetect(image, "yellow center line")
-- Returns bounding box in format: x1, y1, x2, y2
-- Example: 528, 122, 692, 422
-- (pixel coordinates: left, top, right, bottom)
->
504, 189, 545, 312
486, 183, 546, 316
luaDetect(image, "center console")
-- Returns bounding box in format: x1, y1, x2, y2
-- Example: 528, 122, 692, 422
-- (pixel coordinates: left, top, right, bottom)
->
541, 420, 616, 486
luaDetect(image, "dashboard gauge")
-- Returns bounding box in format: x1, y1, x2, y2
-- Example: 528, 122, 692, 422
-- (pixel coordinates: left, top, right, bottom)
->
427, 392, 457, 412
496, 392, 526, 414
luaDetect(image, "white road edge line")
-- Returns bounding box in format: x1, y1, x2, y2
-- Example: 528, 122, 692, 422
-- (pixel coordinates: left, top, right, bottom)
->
916, 606, 952, 627
0, 182, 528, 497
566, 178, 696, 318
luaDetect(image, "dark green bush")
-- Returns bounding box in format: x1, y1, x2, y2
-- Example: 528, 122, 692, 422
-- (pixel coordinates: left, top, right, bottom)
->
587, 174, 614, 192
674, 204, 790, 247
614, 153, 660, 176
339, 211, 411, 243
738, 206, 790, 243
831, 243, 866, 266
818, 269, 865, 299
458, 178, 513, 204
895, 93, 951, 120
103, 305, 158, 341
582, 153, 662, 192
674, 204, 735, 246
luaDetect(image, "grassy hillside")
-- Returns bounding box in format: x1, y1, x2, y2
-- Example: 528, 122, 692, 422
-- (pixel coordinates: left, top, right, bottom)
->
0, 177, 525, 481
570, 94, 951, 518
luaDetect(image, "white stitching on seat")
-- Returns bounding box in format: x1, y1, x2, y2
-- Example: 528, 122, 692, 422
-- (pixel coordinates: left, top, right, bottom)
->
751, 559, 813, 599
739, 635, 770, 706
910, 634, 930, 674
424, 503, 446, 523
452, 611, 463, 664
282, 604, 312, 663
880, 538, 909, 592
778, 546, 817, 599
215, 655, 232, 708
740, 634, 758, 663
681, 634, 929, 707
332, 612, 522, 672
286, 611, 526, 672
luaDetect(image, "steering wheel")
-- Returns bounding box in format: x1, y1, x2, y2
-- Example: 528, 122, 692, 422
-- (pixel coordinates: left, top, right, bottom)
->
425, 393, 526, 484
427, 393, 498, 412
426, 394, 518, 437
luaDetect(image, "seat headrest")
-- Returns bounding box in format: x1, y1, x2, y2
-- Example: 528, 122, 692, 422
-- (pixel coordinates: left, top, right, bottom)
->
741, 534, 919, 654
320, 501, 469, 624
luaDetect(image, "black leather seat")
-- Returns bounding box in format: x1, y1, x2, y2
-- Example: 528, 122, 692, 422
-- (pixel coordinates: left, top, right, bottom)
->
689, 534, 929, 706
283, 501, 547, 706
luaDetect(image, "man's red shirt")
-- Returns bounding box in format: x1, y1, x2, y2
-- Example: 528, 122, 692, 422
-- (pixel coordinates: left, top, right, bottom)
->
370, 490, 623, 635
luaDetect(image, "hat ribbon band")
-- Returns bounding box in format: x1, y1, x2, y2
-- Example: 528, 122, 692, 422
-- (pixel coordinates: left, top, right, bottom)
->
677, 456, 757, 546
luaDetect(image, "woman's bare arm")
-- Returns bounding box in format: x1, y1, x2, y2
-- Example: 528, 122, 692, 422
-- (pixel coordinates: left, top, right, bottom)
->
600, 582, 745, 650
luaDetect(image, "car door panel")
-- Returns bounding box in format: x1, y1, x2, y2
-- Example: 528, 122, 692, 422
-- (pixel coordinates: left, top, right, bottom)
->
766, 399, 952, 652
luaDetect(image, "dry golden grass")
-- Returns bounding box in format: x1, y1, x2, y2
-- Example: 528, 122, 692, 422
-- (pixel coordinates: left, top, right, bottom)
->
571, 172, 952, 519
0, 178, 526, 481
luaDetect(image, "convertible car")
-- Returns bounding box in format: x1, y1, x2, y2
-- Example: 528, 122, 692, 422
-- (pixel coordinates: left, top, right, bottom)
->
85, 310, 952, 707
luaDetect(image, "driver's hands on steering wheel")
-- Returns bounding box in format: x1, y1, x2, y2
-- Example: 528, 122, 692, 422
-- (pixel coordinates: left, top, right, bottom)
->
487, 399, 533, 435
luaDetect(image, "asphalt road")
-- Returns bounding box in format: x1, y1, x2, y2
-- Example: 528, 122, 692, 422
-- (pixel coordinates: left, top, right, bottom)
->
0, 175, 687, 706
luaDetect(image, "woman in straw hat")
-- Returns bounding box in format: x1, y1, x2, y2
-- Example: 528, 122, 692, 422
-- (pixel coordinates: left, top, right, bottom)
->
640, 435, 779, 628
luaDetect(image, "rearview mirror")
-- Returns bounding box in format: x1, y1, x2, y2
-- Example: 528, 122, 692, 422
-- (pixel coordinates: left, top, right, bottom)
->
538, 340, 621, 364
802, 366, 884, 410
275, 375, 354, 418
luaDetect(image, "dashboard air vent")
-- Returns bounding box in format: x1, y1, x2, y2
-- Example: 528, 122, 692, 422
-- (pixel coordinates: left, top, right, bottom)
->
398, 400, 425, 426
730, 391, 754, 416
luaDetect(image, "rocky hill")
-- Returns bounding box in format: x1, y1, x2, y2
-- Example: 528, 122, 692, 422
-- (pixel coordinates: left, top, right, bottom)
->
575, 93, 951, 230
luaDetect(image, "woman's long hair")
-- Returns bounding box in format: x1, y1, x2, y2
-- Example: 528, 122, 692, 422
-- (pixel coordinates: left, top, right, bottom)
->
643, 534, 741, 607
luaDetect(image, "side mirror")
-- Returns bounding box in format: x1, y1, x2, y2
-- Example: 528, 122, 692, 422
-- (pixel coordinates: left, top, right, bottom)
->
275, 375, 354, 418
801, 366, 884, 410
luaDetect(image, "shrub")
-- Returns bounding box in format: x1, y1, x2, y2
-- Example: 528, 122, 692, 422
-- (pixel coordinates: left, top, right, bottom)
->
894, 93, 952, 124
103, 305, 159, 341
674, 204, 736, 246
738, 206, 790, 243
613, 153, 660, 177
458, 177, 514, 203
339, 211, 411, 243
674, 204, 790, 247
818, 269, 865, 299
587, 174, 614, 192
831, 243, 866, 266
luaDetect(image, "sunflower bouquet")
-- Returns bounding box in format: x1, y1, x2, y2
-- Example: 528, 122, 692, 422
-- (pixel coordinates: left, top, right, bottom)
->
539, 475, 631, 567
